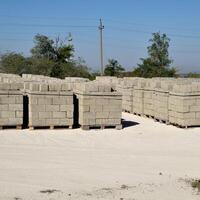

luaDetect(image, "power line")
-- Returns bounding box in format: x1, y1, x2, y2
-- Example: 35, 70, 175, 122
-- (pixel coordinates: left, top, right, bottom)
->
1, 21, 200, 39
1, 30, 200, 48
0, 14, 198, 33
104, 18, 200, 32
0, 22, 96, 28
0, 14, 98, 21
1, 37, 200, 54
107, 26, 200, 39
3, 22, 197, 39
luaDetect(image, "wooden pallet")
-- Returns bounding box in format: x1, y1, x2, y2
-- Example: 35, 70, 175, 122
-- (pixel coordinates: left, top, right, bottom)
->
154, 118, 170, 125
81, 124, 123, 130
0, 125, 22, 130
133, 112, 143, 117
123, 109, 131, 113
29, 125, 73, 130
143, 114, 154, 119
169, 123, 188, 129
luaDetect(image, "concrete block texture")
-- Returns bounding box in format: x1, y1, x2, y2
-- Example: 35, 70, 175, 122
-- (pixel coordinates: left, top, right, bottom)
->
3, 73, 200, 129
28, 92, 73, 127
74, 81, 113, 93
169, 94, 200, 127
0, 92, 23, 126
75, 82, 122, 127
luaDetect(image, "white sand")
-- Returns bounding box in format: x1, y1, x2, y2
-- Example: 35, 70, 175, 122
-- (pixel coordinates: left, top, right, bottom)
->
0, 112, 200, 200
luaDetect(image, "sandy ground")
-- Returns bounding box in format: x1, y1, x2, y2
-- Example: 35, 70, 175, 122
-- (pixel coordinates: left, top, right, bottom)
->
0, 113, 200, 200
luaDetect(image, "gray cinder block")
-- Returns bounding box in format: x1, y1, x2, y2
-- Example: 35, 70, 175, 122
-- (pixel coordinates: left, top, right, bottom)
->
28, 82, 73, 128
74, 81, 122, 129
0, 82, 23, 127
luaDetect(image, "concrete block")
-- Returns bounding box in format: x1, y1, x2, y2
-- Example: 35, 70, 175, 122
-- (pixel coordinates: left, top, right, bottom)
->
53, 112, 66, 119
9, 104, 23, 111
39, 112, 52, 119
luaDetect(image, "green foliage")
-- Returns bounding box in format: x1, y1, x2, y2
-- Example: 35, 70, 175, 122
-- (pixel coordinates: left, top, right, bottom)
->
51, 58, 92, 79
133, 32, 176, 77
31, 34, 74, 62
55, 43, 74, 62
147, 32, 172, 67
0, 52, 28, 74
31, 34, 55, 59
104, 59, 125, 76
0, 34, 92, 79
187, 73, 200, 78
27, 57, 56, 76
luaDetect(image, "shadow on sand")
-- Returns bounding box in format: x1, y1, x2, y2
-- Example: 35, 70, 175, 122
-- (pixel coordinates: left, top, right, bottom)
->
122, 119, 139, 128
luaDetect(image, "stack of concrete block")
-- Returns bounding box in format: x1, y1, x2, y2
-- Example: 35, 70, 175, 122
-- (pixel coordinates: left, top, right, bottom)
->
168, 82, 200, 127
153, 81, 174, 123
0, 82, 24, 128
132, 78, 146, 115
74, 81, 122, 130
143, 79, 160, 117
0, 73, 22, 83
27, 82, 73, 129
116, 80, 136, 113
65, 77, 89, 83
64, 77, 89, 93
95, 76, 122, 90
22, 74, 61, 83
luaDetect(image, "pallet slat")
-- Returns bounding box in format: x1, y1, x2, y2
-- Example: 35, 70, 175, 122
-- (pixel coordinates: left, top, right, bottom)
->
81, 124, 122, 130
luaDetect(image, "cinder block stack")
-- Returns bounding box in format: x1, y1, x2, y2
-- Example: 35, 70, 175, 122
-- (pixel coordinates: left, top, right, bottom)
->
169, 82, 200, 127
65, 77, 89, 82
116, 80, 136, 113
121, 85, 134, 113
74, 81, 122, 130
96, 76, 121, 90
27, 82, 73, 129
153, 81, 174, 123
64, 77, 89, 93
0, 73, 22, 83
22, 74, 61, 83
143, 79, 161, 117
132, 79, 146, 115
0, 82, 24, 129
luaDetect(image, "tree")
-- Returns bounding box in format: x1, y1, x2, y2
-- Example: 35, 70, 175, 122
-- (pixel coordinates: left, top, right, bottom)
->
133, 32, 176, 77
187, 73, 200, 78
0, 34, 92, 79
30, 34, 75, 78
148, 32, 172, 67
27, 57, 56, 76
31, 34, 74, 62
104, 59, 125, 76
54, 36, 74, 63
0, 52, 28, 74
56, 57, 92, 79
31, 34, 55, 60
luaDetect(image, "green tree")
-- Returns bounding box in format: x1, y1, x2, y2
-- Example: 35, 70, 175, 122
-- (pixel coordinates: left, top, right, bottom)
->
57, 57, 92, 79
187, 73, 200, 78
104, 59, 125, 76
147, 32, 172, 67
31, 34, 55, 60
0, 52, 28, 74
27, 57, 56, 76
31, 34, 74, 62
133, 32, 176, 78
54, 36, 74, 62
0, 34, 92, 79
31, 34, 75, 78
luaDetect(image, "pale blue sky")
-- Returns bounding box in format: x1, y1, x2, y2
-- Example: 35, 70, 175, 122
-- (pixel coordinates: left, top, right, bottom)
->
1, 0, 200, 73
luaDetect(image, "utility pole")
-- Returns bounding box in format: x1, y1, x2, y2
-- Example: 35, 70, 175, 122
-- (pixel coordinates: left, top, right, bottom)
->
98, 18, 104, 76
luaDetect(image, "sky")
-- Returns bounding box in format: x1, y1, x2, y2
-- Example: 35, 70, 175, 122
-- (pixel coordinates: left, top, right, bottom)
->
1, 0, 200, 73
